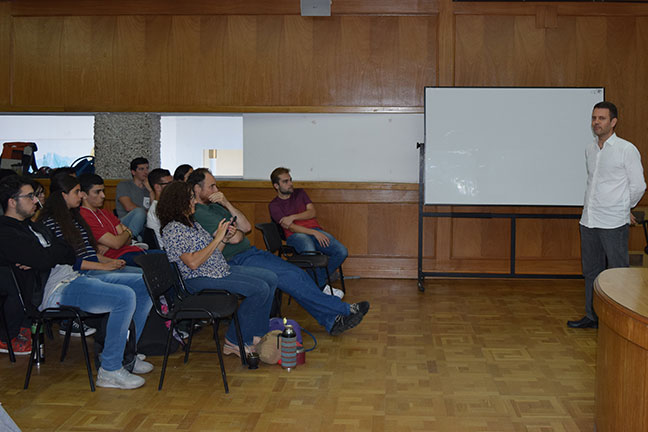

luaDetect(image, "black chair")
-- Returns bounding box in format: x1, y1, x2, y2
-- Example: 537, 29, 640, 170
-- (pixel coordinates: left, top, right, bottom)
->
0, 266, 98, 391
0, 288, 16, 363
255, 222, 345, 292
141, 227, 160, 250
134, 253, 246, 393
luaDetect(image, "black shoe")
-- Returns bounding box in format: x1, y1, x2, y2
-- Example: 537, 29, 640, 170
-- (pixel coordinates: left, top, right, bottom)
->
567, 316, 598, 329
59, 320, 97, 337
329, 301, 370, 336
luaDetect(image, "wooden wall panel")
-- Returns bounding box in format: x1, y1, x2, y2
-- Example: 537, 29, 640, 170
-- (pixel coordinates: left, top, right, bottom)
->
7, 15, 437, 111
0, 3, 11, 106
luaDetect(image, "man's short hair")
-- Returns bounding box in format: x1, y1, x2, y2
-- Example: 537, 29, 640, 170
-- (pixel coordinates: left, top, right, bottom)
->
130, 157, 149, 172
270, 167, 290, 186
148, 168, 172, 190
187, 168, 212, 188
79, 173, 104, 193
593, 101, 618, 121
0, 175, 31, 213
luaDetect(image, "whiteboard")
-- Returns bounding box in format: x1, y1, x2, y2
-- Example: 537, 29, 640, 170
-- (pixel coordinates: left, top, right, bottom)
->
243, 113, 423, 182
424, 87, 604, 206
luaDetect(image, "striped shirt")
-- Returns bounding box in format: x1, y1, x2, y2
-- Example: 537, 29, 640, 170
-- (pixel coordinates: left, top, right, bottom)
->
42, 216, 98, 271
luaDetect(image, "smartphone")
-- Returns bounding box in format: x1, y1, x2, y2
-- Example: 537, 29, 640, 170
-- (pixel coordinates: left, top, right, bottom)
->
230, 215, 237, 224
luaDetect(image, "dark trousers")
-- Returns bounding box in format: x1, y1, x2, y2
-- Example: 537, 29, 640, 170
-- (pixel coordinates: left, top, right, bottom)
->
580, 224, 629, 321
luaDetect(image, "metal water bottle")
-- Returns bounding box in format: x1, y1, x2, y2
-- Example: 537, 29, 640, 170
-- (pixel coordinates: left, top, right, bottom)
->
280, 323, 297, 371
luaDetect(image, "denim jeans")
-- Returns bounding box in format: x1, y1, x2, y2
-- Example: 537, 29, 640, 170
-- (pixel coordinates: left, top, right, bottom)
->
580, 224, 629, 321
183, 266, 276, 345
286, 228, 348, 287
120, 207, 147, 238
228, 247, 349, 332
79, 270, 152, 342
54, 275, 142, 371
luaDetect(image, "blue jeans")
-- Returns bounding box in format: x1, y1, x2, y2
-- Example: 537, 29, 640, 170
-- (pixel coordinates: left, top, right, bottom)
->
286, 228, 348, 287
228, 247, 349, 332
580, 224, 629, 321
56, 274, 148, 371
120, 207, 147, 238
183, 266, 276, 345
79, 270, 152, 343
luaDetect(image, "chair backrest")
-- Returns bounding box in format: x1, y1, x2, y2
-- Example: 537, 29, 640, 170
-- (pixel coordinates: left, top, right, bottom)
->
254, 223, 283, 254
134, 253, 180, 316
141, 227, 160, 250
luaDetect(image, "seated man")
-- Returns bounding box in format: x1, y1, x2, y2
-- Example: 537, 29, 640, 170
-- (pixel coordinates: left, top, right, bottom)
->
188, 168, 370, 336
0, 176, 146, 389
115, 157, 151, 237
79, 173, 148, 267
145, 168, 173, 249
269, 167, 347, 297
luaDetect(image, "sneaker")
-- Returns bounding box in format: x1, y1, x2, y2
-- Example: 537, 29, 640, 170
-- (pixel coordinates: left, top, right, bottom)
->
59, 320, 97, 337
131, 241, 149, 250
132, 358, 154, 374
349, 301, 370, 316
329, 301, 370, 336
0, 333, 32, 355
96, 367, 145, 390
136, 353, 147, 361
322, 284, 345, 299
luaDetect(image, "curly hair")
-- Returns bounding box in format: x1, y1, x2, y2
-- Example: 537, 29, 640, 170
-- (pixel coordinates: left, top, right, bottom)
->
37, 174, 98, 251
157, 181, 194, 231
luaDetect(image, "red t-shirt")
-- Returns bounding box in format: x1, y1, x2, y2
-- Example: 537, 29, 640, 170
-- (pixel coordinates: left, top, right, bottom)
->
79, 207, 143, 259
269, 188, 321, 238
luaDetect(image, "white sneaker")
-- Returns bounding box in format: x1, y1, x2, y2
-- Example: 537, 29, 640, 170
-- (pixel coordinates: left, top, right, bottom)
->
132, 358, 154, 374
96, 367, 145, 389
322, 284, 345, 299
136, 353, 146, 361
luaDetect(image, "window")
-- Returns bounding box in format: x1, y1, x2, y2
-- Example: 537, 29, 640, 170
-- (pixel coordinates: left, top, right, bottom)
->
160, 115, 243, 177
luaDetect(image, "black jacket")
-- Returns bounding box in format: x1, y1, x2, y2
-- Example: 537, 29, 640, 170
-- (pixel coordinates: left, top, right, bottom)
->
0, 215, 76, 314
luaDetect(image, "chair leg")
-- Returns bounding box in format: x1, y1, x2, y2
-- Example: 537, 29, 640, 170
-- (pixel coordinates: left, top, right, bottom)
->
159, 322, 176, 390
324, 267, 332, 289
60, 319, 73, 362
232, 312, 247, 366
0, 302, 16, 363
78, 323, 95, 392
24, 320, 42, 389
184, 319, 195, 364
211, 320, 229, 394
338, 266, 346, 292
45, 321, 54, 340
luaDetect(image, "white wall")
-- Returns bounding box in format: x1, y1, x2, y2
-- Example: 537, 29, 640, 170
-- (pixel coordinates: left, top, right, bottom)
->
243, 113, 423, 182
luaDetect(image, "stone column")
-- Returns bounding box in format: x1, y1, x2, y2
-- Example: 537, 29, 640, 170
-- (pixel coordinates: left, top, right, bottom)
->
94, 113, 161, 179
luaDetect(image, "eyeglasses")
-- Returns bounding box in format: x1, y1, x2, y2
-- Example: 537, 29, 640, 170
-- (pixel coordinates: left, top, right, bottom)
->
13, 193, 37, 201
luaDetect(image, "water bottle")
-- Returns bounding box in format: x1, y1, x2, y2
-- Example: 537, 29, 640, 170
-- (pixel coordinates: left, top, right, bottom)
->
280, 324, 297, 371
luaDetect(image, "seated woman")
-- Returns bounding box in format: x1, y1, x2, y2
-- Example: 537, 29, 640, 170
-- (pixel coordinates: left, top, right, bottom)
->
37, 174, 154, 374
157, 181, 275, 354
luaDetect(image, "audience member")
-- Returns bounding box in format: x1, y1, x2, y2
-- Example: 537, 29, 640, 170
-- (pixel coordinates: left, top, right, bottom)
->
188, 168, 369, 336
146, 168, 173, 248
269, 167, 347, 297
173, 164, 193, 182
115, 157, 150, 237
78, 173, 149, 267
37, 175, 153, 377
0, 176, 147, 389
158, 181, 275, 354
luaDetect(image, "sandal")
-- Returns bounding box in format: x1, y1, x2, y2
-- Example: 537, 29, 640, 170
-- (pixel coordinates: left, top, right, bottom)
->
223, 339, 254, 357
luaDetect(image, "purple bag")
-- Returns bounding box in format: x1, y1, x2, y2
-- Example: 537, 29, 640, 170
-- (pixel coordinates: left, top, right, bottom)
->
269, 318, 302, 344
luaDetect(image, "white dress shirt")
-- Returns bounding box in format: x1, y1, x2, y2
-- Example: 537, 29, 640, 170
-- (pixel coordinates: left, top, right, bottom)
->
580, 133, 646, 229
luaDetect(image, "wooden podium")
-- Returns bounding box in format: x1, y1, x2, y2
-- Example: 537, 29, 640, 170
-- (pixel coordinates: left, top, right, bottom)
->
594, 267, 648, 431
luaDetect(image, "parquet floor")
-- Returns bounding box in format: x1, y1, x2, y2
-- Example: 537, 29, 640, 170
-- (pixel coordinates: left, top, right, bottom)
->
0, 278, 597, 432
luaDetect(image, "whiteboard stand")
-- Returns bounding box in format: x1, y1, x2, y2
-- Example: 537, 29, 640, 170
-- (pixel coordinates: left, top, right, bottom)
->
416, 142, 582, 292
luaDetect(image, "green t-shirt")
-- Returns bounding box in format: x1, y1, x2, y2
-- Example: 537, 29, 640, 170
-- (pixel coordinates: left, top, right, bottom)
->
193, 203, 251, 260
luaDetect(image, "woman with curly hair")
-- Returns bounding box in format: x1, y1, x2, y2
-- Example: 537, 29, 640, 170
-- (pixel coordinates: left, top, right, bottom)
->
158, 181, 275, 354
